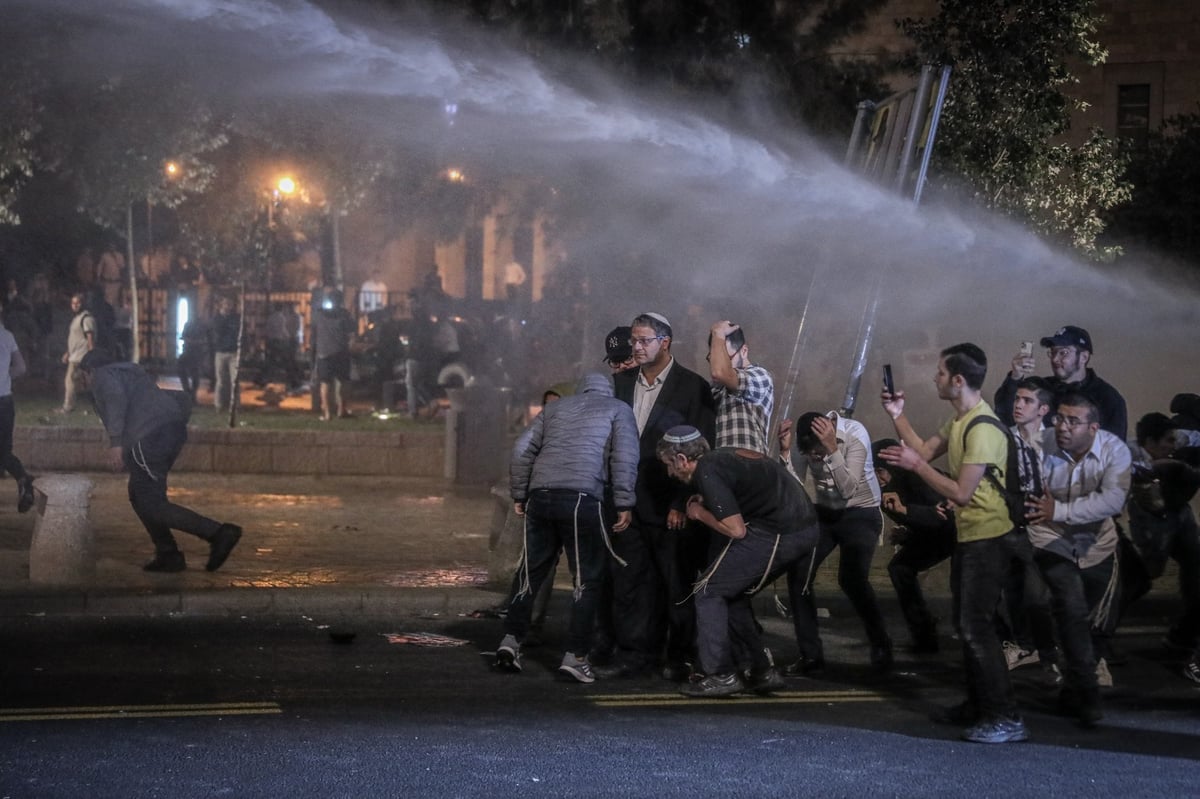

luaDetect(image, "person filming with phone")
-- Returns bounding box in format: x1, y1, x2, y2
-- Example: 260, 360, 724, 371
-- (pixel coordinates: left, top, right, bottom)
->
993, 326, 1127, 440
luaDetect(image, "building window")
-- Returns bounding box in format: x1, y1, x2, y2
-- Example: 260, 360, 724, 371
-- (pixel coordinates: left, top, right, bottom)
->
1116, 83, 1151, 147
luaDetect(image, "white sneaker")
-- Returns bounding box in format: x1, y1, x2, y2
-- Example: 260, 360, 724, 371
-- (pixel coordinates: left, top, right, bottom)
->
558, 652, 596, 684
495, 634, 522, 673
1095, 657, 1113, 688
1003, 641, 1040, 670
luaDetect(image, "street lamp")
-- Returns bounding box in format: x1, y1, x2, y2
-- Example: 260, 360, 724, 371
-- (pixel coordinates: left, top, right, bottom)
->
127, 159, 181, 363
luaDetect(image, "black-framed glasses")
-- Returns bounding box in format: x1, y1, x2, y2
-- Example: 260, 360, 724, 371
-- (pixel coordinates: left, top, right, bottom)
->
628, 336, 665, 347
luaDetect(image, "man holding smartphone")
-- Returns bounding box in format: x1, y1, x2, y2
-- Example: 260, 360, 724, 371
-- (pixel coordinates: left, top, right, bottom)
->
993, 325, 1127, 440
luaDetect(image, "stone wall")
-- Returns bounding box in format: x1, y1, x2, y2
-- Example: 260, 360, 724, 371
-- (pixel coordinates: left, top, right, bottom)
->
15, 426, 445, 478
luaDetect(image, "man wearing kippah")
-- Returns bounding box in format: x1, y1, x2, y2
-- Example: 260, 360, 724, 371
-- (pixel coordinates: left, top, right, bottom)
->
599, 312, 717, 681
994, 325, 1127, 440
657, 425, 818, 696
707, 320, 773, 455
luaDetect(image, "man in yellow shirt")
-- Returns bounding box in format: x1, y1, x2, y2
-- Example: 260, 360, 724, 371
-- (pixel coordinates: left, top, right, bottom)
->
878, 343, 1028, 744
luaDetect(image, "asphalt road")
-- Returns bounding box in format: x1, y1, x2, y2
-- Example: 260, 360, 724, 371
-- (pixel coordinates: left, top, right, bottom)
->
1, 603, 1197, 798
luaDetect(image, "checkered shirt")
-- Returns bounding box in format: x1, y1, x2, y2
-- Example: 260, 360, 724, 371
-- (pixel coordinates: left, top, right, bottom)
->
712, 363, 774, 454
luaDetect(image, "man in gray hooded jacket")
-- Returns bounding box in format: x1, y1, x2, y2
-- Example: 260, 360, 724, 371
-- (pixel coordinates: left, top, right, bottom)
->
495, 371, 639, 683
78, 350, 242, 573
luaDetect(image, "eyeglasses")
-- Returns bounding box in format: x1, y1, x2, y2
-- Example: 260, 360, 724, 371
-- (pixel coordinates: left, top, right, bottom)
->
1048, 347, 1077, 362
1050, 413, 1090, 428
628, 336, 666, 347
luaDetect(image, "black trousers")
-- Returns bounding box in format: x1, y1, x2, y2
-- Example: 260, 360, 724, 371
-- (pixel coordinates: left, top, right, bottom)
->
610, 513, 707, 668
788, 506, 890, 659
127, 421, 222, 555
887, 522, 956, 644
0, 395, 29, 485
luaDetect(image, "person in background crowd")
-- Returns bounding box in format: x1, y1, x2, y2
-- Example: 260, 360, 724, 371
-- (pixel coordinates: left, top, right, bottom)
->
209, 296, 240, 413
58, 293, 95, 414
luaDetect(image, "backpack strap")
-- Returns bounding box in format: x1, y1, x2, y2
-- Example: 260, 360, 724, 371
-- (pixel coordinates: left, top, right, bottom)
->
962, 414, 1008, 495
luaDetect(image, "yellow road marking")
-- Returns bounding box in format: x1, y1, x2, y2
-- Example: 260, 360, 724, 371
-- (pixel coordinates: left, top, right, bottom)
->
592, 690, 888, 707
0, 702, 282, 722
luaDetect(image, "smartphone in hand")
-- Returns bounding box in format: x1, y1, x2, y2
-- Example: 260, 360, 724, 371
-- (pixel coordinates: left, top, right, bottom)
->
882, 363, 895, 396
1019, 341, 1034, 358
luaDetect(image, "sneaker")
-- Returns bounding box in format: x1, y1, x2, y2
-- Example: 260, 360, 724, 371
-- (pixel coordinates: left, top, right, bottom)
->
17, 475, 35, 514
1182, 658, 1200, 685
143, 551, 186, 572
558, 652, 595, 684
1003, 641, 1040, 670
495, 634, 522, 673
679, 672, 744, 698
1095, 657, 1113, 688
744, 666, 786, 695
205, 523, 243, 572
962, 716, 1029, 744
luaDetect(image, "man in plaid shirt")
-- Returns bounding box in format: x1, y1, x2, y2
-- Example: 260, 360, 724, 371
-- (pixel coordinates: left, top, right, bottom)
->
708, 320, 774, 455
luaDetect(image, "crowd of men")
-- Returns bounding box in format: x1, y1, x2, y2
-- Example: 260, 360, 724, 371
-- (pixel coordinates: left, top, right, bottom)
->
494, 316, 1200, 745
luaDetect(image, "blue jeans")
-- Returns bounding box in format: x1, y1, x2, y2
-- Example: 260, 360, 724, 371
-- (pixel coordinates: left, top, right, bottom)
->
505, 490, 609, 656
952, 529, 1025, 720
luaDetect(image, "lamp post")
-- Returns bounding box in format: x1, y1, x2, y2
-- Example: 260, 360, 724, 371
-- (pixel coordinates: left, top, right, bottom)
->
126, 160, 180, 363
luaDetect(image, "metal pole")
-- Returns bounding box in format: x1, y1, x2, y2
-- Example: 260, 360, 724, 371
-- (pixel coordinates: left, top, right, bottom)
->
838, 271, 883, 417
893, 65, 935, 195
913, 65, 953, 205
844, 101, 875, 169
126, 202, 140, 362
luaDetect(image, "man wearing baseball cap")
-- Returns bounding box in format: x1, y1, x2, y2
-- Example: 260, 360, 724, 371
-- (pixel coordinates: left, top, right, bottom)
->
603, 326, 636, 373
994, 325, 1127, 440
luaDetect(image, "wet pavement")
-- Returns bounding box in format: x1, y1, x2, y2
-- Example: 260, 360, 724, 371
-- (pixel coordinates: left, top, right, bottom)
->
0, 472, 509, 618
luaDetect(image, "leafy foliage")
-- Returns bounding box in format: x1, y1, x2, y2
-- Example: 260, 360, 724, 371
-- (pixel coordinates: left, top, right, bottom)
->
1104, 108, 1200, 265
900, 0, 1129, 259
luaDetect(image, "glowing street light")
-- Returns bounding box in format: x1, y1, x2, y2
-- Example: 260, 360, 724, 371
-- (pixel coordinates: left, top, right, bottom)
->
276, 176, 296, 196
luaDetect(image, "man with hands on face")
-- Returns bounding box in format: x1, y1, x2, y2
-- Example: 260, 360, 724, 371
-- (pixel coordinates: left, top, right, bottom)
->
707, 320, 773, 454
658, 425, 818, 697
780, 408, 891, 674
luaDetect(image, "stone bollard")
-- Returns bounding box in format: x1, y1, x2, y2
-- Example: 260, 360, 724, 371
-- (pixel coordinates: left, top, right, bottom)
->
28, 474, 96, 585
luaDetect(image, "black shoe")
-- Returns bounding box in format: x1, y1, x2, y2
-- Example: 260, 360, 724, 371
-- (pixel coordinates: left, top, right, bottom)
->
206, 523, 243, 572
593, 660, 652, 680
679, 672, 745, 698
661, 661, 693, 683
17, 475, 35, 514
871, 641, 894, 672
929, 701, 979, 726
745, 666, 786, 695
143, 552, 186, 572
784, 654, 825, 677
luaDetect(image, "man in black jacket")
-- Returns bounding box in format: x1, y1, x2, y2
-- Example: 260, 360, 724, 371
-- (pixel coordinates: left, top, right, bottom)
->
993, 325, 1127, 440
78, 350, 242, 573
599, 312, 717, 680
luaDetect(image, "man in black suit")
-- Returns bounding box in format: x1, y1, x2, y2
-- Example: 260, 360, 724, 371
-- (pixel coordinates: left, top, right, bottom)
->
598, 312, 717, 680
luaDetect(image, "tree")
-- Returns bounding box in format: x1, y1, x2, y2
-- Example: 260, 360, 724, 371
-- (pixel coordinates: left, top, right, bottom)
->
900, 0, 1130, 259
1103, 108, 1200, 267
